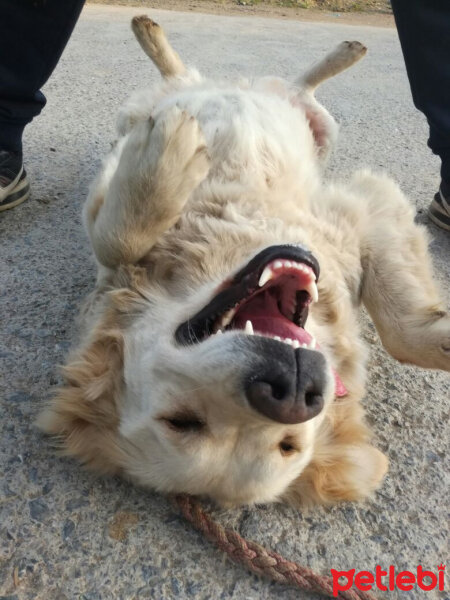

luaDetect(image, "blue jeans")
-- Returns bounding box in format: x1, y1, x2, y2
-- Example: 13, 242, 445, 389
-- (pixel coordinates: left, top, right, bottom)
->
0, 0, 86, 152
391, 0, 450, 184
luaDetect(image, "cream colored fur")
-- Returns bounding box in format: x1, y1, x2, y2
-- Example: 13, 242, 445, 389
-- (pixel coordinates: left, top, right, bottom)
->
38, 17, 450, 508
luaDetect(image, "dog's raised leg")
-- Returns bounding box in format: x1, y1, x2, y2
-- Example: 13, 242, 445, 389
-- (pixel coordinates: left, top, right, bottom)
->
354, 172, 450, 372
290, 41, 366, 161
132, 15, 186, 78
296, 41, 367, 92
84, 107, 210, 267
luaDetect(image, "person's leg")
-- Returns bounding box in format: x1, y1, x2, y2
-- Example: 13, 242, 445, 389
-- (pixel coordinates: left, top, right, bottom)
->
0, 0, 86, 210
391, 0, 450, 230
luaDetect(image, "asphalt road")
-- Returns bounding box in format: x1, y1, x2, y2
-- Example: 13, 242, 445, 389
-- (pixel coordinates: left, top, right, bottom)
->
1, 5, 449, 600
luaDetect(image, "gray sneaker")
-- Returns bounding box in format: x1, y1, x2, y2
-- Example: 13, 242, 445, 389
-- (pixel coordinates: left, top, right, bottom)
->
0, 150, 30, 212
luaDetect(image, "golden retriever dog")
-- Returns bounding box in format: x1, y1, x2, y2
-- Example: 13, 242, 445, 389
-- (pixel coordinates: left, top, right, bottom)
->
38, 16, 450, 508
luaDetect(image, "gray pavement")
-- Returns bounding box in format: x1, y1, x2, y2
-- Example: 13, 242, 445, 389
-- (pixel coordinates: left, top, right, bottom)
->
1, 5, 449, 600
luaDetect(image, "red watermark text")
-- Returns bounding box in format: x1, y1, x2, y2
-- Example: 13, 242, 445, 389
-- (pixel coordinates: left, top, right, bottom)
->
330, 564, 446, 596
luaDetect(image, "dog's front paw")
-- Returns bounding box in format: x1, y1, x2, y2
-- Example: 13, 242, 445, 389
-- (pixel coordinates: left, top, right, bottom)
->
118, 106, 210, 201
388, 312, 450, 372
154, 105, 210, 193
421, 312, 450, 371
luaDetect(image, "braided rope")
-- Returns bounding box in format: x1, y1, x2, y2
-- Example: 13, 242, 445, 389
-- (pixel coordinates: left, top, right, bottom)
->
173, 494, 379, 600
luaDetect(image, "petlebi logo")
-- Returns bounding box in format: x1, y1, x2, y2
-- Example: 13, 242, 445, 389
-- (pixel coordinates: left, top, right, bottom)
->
330, 564, 446, 596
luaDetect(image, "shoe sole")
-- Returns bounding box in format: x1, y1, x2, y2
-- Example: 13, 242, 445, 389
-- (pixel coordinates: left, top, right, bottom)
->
428, 192, 450, 231
0, 175, 30, 212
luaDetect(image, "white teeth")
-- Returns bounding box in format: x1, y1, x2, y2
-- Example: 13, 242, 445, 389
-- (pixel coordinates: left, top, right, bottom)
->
305, 279, 319, 303
272, 336, 314, 348
258, 260, 318, 306
213, 326, 317, 352
258, 266, 274, 287
245, 320, 254, 335
220, 307, 236, 329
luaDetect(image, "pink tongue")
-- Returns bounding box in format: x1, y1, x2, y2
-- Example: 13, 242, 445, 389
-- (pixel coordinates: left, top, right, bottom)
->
235, 315, 313, 345
333, 372, 348, 397
233, 292, 313, 344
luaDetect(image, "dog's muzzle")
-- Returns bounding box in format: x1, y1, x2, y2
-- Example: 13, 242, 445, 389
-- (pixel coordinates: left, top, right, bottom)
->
175, 244, 342, 422
243, 336, 326, 424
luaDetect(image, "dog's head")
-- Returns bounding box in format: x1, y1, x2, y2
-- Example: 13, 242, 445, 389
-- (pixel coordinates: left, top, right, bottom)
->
40, 238, 387, 507
122, 243, 334, 506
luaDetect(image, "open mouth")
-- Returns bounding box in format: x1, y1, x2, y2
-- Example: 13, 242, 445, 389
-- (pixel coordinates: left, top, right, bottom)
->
176, 245, 320, 348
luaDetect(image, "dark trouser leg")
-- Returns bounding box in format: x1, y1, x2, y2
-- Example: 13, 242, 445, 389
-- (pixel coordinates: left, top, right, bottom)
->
0, 0, 86, 153
391, 0, 450, 184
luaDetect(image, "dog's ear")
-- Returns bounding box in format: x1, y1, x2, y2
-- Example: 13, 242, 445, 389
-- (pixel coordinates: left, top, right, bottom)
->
37, 305, 126, 474
37, 278, 150, 474
283, 403, 388, 507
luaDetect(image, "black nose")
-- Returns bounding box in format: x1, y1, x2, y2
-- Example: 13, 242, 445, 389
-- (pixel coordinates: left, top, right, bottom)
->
245, 347, 327, 424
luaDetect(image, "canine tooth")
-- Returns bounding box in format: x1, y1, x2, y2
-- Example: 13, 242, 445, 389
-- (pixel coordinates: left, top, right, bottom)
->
305, 280, 319, 303
216, 329, 223, 334
220, 308, 236, 328
259, 266, 274, 287
292, 340, 300, 349
245, 320, 254, 335
309, 336, 316, 349
273, 260, 283, 269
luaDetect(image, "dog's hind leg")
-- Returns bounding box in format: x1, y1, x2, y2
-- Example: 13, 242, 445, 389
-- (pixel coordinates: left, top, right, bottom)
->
296, 41, 367, 93
289, 42, 366, 162
84, 107, 210, 268
131, 16, 186, 78
353, 171, 450, 372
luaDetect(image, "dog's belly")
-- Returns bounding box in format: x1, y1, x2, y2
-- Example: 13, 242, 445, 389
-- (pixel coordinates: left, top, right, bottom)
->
155, 86, 316, 185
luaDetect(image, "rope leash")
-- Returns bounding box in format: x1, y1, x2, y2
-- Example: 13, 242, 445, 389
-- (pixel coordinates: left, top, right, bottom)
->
173, 494, 379, 600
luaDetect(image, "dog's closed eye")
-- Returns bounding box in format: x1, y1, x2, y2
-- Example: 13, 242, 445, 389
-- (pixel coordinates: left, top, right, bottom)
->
161, 412, 205, 433
279, 437, 299, 456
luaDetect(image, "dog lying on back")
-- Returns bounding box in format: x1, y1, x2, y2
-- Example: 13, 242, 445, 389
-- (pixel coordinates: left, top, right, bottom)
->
39, 16, 450, 507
